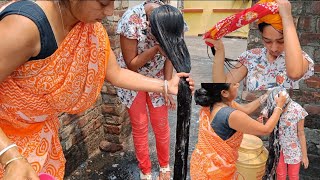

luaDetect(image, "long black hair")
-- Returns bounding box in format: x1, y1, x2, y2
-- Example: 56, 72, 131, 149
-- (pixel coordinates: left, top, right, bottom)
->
195, 83, 231, 107
150, 5, 191, 180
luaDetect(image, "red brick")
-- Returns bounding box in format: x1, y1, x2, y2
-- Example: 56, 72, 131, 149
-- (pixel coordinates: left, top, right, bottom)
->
60, 125, 75, 140
305, 76, 320, 88
317, 18, 320, 33
104, 124, 122, 135
309, 2, 320, 15
59, 113, 79, 126
315, 64, 320, 73
315, 50, 320, 63
101, 104, 115, 114
77, 108, 100, 128
99, 140, 123, 153
298, 16, 314, 32
311, 91, 320, 98
303, 104, 320, 115
300, 33, 320, 46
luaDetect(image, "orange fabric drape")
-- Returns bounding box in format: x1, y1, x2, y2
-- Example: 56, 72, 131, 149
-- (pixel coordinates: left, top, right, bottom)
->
257, 0, 283, 31
190, 107, 243, 180
0, 22, 110, 179
203, 0, 279, 46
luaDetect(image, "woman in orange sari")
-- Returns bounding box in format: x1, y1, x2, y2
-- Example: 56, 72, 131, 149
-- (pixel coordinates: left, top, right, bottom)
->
190, 83, 286, 179
0, 1, 194, 180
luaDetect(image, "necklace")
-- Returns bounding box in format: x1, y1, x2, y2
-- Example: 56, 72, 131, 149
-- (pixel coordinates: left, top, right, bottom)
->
57, 2, 67, 35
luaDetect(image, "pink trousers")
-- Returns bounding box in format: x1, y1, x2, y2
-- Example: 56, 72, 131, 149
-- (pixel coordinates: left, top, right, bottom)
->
128, 91, 170, 174
276, 151, 301, 180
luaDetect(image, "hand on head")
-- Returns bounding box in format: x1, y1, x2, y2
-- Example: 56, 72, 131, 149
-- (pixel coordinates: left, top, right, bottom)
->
204, 39, 224, 51
275, 0, 292, 19
275, 90, 288, 108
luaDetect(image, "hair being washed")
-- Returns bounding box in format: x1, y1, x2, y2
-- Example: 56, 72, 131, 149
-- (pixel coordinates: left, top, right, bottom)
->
150, 5, 191, 180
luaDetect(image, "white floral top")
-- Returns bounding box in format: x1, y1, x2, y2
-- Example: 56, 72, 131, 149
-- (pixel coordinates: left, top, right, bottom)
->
115, 1, 166, 108
262, 101, 308, 164
239, 48, 314, 91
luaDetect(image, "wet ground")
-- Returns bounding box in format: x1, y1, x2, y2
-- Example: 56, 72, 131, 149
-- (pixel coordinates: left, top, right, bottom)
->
65, 36, 248, 180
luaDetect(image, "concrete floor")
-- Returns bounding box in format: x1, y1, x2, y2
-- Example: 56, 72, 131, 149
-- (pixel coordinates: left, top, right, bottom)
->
65, 36, 248, 180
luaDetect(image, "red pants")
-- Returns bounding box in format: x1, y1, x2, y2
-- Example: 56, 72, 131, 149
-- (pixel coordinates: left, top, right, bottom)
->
276, 151, 301, 180
128, 91, 170, 174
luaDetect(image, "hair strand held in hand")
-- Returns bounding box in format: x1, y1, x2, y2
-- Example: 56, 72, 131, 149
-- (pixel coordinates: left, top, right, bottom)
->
150, 5, 192, 180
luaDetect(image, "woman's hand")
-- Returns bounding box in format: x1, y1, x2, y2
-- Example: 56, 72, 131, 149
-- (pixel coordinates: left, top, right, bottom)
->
167, 73, 194, 95
275, 91, 287, 108
301, 155, 309, 169
276, 0, 293, 20
4, 158, 39, 180
204, 38, 224, 51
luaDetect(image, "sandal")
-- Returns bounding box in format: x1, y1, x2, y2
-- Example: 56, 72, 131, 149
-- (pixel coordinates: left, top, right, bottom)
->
157, 165, 171, 180
140, 171, 152, 180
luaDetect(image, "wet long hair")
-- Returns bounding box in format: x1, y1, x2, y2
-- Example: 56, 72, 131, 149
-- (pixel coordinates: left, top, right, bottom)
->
150, 5, 191, 180
195, 83, 231, 108
262, 87, 291, 180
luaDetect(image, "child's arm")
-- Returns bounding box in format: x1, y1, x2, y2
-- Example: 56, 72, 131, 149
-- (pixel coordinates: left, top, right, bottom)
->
298, 119, 309, 169
164, 59, 173, 81
164, 59, 176, 109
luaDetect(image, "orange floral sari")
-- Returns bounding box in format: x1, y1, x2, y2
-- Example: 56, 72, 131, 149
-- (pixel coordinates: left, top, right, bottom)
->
0, 22, 109, 179
190, 107, 243, 180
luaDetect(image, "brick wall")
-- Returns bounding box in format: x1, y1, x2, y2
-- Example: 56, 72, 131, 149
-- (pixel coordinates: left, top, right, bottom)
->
245, 1, 320, 179
59, 1, 130, 176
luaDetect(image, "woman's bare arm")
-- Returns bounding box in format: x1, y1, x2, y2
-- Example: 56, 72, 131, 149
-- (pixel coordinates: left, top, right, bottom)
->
105, 50, 192, 95
231, 98, 261, 115
228, 108, 282, 136
205, 39, 248, 83
0, 15, 40, 83
277, 0, 309, 80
